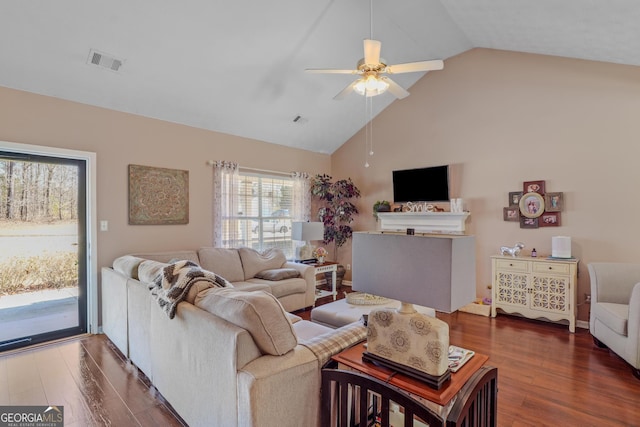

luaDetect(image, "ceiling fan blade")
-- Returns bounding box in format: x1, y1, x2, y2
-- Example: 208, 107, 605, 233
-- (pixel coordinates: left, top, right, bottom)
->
305, 68, 359, 74
333, 80, 357, 100
363, 39, 381, 65
382, 77, 410, 99
386, 59, 444, 74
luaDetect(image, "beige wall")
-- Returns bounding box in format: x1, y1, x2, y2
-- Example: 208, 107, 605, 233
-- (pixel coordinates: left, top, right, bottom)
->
332, 48, 640, 322
0, 86, 330, 272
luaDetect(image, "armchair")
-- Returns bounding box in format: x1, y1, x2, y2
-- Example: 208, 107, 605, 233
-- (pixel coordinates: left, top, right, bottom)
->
588, 263, 640, 379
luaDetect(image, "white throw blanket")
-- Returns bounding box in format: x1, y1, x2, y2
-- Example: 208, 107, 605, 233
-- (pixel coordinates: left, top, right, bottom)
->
150, 260, 231, 319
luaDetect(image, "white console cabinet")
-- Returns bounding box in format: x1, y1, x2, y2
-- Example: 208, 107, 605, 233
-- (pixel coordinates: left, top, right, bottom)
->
491, 255, 579, 332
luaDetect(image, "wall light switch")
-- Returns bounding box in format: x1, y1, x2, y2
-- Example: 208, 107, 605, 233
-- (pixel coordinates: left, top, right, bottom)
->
100, 220, 108, 231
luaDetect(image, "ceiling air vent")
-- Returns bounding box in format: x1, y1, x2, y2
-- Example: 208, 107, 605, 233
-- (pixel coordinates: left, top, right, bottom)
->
292, 115, 308, 125
87, 49, 123, 72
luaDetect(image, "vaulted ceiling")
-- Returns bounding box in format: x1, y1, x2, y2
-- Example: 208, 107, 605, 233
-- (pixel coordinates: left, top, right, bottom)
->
2, 1, 639, 154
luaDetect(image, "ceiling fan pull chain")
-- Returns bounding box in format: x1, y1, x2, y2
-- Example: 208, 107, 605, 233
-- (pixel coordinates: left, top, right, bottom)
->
368, 97, 374, 157
364, 97, 370, 167
364, 96, 374, 168
369, 0, 374, 39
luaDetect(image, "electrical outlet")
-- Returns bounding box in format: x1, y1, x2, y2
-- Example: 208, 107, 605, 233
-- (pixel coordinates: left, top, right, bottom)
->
346, 264, 351, 271
585, 294, 591, 303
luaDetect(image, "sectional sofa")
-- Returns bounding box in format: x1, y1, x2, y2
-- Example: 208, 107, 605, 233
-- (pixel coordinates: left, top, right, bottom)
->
101, 247, 366, 427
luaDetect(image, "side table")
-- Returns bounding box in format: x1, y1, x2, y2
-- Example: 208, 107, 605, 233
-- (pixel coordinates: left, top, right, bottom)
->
325, 343, 496, 426
311, 261, 338, 301
332, 343, 489, 408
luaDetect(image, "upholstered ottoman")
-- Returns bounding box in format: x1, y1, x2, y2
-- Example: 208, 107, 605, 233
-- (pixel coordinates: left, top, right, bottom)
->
311, 297, 436, 328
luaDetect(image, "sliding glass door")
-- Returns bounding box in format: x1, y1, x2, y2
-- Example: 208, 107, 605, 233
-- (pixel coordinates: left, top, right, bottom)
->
0, 151, 87, 351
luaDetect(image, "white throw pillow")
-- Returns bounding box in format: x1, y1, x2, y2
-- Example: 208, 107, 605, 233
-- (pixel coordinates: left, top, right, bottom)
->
238, 247, 286, 280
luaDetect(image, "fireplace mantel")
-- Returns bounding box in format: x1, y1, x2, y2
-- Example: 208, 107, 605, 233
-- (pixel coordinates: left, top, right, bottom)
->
377, 211, 470, 234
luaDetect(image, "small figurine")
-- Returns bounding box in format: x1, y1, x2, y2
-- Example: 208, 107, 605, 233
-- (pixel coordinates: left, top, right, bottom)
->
500, 242, 525, 257
531, 248, 537, 257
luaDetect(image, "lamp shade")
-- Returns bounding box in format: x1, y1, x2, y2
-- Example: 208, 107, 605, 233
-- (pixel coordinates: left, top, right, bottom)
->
291, 221, 324, 242
352, 232, 476, 313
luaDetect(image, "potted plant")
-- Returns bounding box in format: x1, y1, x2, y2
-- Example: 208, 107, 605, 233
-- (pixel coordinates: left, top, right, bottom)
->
372, 200, 391, 221
311, 174, 361, 287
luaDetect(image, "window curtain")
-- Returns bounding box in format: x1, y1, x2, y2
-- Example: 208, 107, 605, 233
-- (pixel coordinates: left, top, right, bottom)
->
290, 172, 311, 221
212, 160, 239, 247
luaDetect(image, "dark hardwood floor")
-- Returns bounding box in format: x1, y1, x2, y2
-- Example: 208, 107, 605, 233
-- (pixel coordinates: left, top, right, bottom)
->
1, 289, 639, 426
0, 334, 185, 426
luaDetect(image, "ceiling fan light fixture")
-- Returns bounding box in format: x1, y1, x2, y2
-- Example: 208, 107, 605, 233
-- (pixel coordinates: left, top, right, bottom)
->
353, 74, 389, 97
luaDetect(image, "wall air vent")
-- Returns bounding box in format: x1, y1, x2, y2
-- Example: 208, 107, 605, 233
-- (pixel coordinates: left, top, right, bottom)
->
87, 49, 123, 72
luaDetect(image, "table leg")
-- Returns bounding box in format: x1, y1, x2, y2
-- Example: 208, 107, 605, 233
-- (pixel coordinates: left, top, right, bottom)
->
332, 269, 337, 300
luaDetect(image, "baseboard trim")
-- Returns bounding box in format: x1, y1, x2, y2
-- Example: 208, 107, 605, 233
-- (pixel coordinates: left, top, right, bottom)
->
577, 320, 589, 330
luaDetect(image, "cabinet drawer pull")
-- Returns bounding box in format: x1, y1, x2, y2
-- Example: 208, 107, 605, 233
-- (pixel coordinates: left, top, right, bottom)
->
549, 267, 553, 270
509, 263, 513, 266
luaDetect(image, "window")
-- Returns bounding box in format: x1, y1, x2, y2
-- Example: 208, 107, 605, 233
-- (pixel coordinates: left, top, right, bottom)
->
223, 171, 297, 258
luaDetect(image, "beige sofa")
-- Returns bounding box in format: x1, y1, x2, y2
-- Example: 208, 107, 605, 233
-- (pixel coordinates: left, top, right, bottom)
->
101, 247, 366, 427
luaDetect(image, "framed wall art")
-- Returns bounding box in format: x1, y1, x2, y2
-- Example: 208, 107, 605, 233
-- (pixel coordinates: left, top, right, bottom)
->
503, 206, 519, 222
520, 216, 539, 229
540, 211, 561, 227
519, 192, 545, 218
544, 192, 564, 212
129, 164, 189, 225
523, 180, 545, 195
508, 191, 523, 206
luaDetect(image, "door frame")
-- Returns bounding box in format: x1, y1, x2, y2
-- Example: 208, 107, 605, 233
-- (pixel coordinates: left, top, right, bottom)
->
0, 140, 98, 334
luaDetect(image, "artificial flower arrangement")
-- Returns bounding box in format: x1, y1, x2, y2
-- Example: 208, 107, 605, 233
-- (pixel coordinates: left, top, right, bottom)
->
312, 247, 328, 259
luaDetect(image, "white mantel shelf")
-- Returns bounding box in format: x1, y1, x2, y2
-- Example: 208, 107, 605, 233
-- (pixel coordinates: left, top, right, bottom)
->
377, 211, 470, 234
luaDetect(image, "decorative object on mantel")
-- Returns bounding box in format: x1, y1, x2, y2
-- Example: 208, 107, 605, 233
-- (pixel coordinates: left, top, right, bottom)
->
500, 242, 525, 257
502, 180, 563, 228
405, 201, 446, 213
372, 200, 391, 221
128, 164, 189, 225
450, 198, 464, 213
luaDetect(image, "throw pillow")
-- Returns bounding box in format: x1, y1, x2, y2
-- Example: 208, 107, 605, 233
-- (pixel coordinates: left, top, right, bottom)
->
138, 260, 169, 283
198, 247, 245, 283
238, 247, 287, 280
194, 288, 297, 356
254, 268, 300, 281
113, 255, 146, 279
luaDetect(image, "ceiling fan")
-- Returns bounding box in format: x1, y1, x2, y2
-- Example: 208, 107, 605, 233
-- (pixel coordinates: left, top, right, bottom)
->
306, 38, 444, 100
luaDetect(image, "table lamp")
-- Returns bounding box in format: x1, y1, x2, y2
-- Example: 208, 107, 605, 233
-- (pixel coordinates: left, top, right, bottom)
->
352, 232, 476, 387
292, 221, 324, 261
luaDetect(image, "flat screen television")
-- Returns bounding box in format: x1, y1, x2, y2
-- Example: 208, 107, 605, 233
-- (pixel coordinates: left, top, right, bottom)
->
393, 165, 450, 203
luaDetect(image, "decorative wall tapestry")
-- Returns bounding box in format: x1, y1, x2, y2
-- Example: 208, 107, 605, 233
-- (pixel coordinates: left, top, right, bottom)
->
129, 164, 189, 225
503, 180, 563, 229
